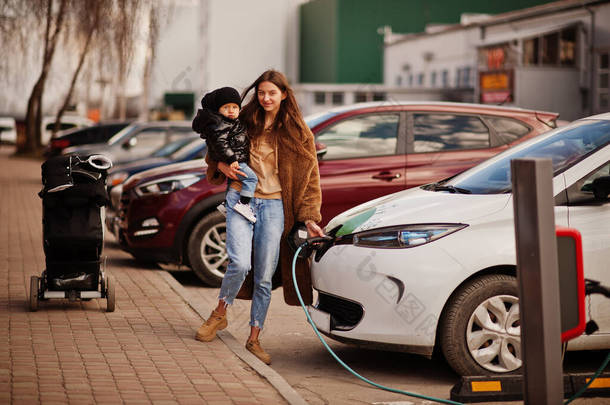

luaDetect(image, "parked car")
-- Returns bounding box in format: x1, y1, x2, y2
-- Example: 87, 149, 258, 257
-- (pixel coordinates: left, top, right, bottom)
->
64, 121, 195, 166
107, 135, 203, 188
0, 117, 17, 144
41, 115, 94, 145
45, 121, 132, 157
309, 113, 610, 376
114, 102, 558, 286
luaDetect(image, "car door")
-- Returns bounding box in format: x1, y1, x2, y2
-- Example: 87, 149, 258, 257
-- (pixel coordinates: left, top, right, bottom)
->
405, 112, 502, 188
316, 112, 406, 225
564, 157, 610, 334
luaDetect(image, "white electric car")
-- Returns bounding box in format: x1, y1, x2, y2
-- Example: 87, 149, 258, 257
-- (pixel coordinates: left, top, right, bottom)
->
309, 113, 610, 376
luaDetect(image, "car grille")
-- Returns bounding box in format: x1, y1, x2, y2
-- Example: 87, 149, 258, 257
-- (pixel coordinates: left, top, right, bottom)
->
317, 292, 363, 331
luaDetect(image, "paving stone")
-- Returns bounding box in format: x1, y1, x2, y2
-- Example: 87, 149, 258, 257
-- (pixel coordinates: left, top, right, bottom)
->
0, 148, 288, 405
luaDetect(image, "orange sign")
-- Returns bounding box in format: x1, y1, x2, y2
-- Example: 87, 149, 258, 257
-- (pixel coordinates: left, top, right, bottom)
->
481, 72, 509, 91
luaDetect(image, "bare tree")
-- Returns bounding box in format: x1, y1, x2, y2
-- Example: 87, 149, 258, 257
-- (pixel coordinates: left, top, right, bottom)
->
52, 0, 111, 136
139, 2, 160, 121
23, 0, 68, 155
114, 0, 142, 120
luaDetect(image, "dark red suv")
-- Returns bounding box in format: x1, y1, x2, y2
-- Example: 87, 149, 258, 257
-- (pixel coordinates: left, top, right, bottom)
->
113, 102, 558, 286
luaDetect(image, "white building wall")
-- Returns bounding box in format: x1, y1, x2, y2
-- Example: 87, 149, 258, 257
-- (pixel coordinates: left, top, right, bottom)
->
149, 0, 305, 113
384, 27, 478, 90
515, 69, 582, 119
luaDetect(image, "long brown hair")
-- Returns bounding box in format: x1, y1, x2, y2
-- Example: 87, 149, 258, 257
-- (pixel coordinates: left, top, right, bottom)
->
240, 70, 311, 150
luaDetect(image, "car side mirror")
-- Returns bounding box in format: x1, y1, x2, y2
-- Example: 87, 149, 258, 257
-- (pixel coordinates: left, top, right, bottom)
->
592, 175, 610, 201
316, 142, 327, 160
123, 137, 137, 149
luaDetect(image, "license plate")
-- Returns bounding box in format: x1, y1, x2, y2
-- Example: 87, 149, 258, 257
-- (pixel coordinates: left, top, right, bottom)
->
307, 306, 331, 333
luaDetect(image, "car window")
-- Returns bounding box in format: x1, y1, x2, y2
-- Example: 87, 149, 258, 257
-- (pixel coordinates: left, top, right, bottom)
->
45, 122, 77, 131
486, 117, 531, 144
316, 114, 399, 160
151, 136, 195, 157
171, 138, 205, 160
567, 162, 610, 205
448, 119, 610, 194
132, 127, 167, 149
413, 114, 490, 152
167, 127, 193, 144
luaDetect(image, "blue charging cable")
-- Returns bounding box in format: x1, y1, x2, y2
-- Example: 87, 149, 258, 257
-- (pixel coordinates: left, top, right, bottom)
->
292, 243, 610, 404
291, 244, 464, 405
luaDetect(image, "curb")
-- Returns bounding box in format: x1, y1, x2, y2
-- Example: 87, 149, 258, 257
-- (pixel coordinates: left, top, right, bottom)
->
158, 271, 309, 405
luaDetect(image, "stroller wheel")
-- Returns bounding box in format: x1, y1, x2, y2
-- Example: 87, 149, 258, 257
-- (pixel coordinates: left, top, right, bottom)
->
106, 275, 115, 312
29, 276, 39, 312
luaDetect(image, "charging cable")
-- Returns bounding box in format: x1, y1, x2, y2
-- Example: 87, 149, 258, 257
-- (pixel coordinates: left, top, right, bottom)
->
291, 243, 464, 405
293, 241, 610, 404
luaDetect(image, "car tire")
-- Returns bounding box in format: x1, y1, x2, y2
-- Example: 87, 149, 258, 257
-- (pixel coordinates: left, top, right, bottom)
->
440, 274, 521, 376
187, 211, 227, 287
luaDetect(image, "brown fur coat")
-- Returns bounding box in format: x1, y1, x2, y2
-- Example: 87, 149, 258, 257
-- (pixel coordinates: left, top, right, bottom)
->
205, 126, 322, 306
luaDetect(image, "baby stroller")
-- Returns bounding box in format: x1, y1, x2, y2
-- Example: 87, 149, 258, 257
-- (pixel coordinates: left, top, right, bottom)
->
30, 154, 116, 312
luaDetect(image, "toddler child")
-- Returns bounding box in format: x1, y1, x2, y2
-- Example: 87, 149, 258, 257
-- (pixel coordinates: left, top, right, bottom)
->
192, 87, 257, 223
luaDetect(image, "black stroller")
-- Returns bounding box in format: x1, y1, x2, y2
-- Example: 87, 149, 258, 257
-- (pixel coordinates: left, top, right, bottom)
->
30, 154, 116, 312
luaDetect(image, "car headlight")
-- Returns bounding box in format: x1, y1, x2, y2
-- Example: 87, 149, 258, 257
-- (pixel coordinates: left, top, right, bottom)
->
135, 174, 204, 197
108, 171, 129, 186
351, 224, 468, 249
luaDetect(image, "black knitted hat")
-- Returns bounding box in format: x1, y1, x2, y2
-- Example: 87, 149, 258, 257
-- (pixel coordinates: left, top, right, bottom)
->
201, 87, 241, 112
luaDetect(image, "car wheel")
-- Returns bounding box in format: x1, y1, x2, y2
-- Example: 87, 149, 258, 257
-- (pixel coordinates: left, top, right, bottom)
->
187, 211, 227, 287
440, 274, 521, 376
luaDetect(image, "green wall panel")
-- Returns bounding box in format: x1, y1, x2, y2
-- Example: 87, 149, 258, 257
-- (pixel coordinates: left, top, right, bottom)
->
301, 0, 553, 83
300, 0, 338, 83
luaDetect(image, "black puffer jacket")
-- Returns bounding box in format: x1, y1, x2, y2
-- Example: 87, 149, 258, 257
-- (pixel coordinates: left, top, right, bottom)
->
192, 108, 249, 164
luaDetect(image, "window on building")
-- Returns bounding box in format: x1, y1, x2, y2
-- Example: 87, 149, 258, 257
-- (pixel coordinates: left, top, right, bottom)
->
408, 74, 413, 86
413, 114, 490, 152
542, 32, 559, 65
523, 37, 539, 65
442, 70, 449, 88
598, 51, 610, 111
314, 92, 326, 105
560, 27, 576, 66
332, 92, 344, 105
315, 114, 400, 160
373, 92, 386, 101
523, 26, 578, 67
463, 66, 471, 87
396, 76, 402, 86
417, 73, 424, 86
355, 92, 367, 103
431, 71, 437, 87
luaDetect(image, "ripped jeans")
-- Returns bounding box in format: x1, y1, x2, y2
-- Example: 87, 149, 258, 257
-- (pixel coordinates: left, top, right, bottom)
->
218, 187, 284, 329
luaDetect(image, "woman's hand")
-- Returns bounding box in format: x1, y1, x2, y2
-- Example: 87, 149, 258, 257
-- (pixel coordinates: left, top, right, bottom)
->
218, 161, 246, 180
305, 220, 325, 238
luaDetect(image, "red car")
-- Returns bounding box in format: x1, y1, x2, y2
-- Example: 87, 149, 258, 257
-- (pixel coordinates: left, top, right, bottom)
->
113, 102, 558, 286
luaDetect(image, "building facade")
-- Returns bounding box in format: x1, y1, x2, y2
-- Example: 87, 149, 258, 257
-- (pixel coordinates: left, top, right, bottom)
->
299, 0, 551, 84
384, 0, 610, 121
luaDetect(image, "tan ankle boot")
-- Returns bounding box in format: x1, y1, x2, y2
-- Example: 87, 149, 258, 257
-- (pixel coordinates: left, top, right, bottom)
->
246, 339, 271, 365
195, 310, 227, 342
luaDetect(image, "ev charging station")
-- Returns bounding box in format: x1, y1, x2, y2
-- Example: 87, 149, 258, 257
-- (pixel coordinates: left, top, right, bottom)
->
451, 158, 609, 403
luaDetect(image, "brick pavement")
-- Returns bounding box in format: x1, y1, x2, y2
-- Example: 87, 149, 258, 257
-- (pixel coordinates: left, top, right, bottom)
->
0, 147, 288, 404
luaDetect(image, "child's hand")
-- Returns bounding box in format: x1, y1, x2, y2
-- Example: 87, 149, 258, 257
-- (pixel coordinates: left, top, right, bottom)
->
230, 161, 240, 169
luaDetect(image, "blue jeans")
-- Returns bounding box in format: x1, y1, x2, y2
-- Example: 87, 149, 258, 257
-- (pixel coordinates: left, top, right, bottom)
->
218, 188, 284, 329
234, 162, 258, 198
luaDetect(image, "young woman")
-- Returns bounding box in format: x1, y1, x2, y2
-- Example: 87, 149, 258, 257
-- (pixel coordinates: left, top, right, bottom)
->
195, 70, 324, 365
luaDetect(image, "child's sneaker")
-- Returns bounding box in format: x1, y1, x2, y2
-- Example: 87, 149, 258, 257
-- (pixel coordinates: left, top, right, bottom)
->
233, 202, 256, 223
216, 202, 227, 217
